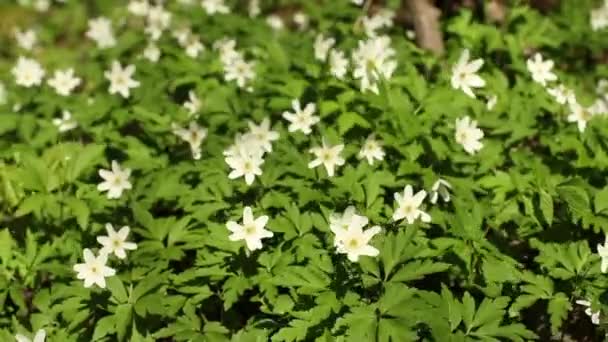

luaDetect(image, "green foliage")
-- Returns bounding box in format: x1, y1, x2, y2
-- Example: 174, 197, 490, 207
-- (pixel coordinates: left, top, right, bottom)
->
1, 0, 608, 341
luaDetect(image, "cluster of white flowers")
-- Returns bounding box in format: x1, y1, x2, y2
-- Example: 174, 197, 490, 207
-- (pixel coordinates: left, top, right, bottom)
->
352, 36, 397, 94
527, 53, 607, 132
173, 27, 205, 58
73, 223, 137, 288
314, 34, 396, 93
591, 0, 608, 31
224, 118, 279, 185
145, 4, 172, 40
330, 207, 381, 262
202, 0, 230, 15
214, 38, 256, 89
361, 9, 394, 37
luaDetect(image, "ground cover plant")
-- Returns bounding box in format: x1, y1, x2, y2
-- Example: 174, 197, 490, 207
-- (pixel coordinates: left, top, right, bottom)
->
1, 0, 608, 341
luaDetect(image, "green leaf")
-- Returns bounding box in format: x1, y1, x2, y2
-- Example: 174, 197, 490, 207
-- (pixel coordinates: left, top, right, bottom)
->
337, 112, 370, 135
594, 187, 608, 214
66, 144, 105, 182
106, 277, 129, 304
547, 293, 571, 335
92, 315, 116, 341
389, 260, 451, 283
115, 304, 133, 341
539, 189, 553, 225
64, 196, 90, 230
222, 275, 250, 310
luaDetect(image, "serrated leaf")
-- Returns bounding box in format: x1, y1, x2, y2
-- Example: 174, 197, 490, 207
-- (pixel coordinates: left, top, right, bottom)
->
539, 189, 553, 225
548, 293, 571, 335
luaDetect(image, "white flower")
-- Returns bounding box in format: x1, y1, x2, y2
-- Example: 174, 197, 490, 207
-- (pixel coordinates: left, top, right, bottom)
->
351, 0, 365, 5
224, 133, 260, 157
128, 0, 149, 16
0, 82, 6, 105
597, 79, 608, 98
52, 110, 77, 132
34, 0, 50, 12
145, 5, 172, 40
73, 248, 116, 288
486, 95, 497, 110
308, 139, 345, 177
455, 116, 484, 155
392, 185, 431, 224
47, 68, 81, 96
143, 43, 161, 62
576, 300, 601, 325
14, 28, 37, 51
247, 118, 280, 153
104, 61, 140, 98
226, 206, 273, 251
451, 49, 485, 98
266, 15, 284, 30
329, 49, 348, 80
183, 90, 201, 115
406, 30, 416, 40
329, 206, 359, 243
361, 9, 394, 37
85, 17, 116, 49
597, 235, 608, 273
567, 103, 595, 133
12, 57, 45, 88
282, 99, 320, 135
184, 35, 205, 58
202, 0, 230, 15
97, 160, 132, 199
358, 135, 385, 165
224, 57, 255, 88
527, 53, 557, 87
429, 179, 452, 204
592, 98, 608, 116
293, 11, 309, 30
225, 148, 264, 185
352, 36, 397, 94
214, 38, 240, 64
15, 329, 46, 342
314, 34, 335, 62
97, 223, 137, 259
330, 207, 381, 262
173, 27, 191, 46
248, 0, 261, 17
172, 121, 208, 160
591, 3, 608, 31
547, 84, 576, 105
